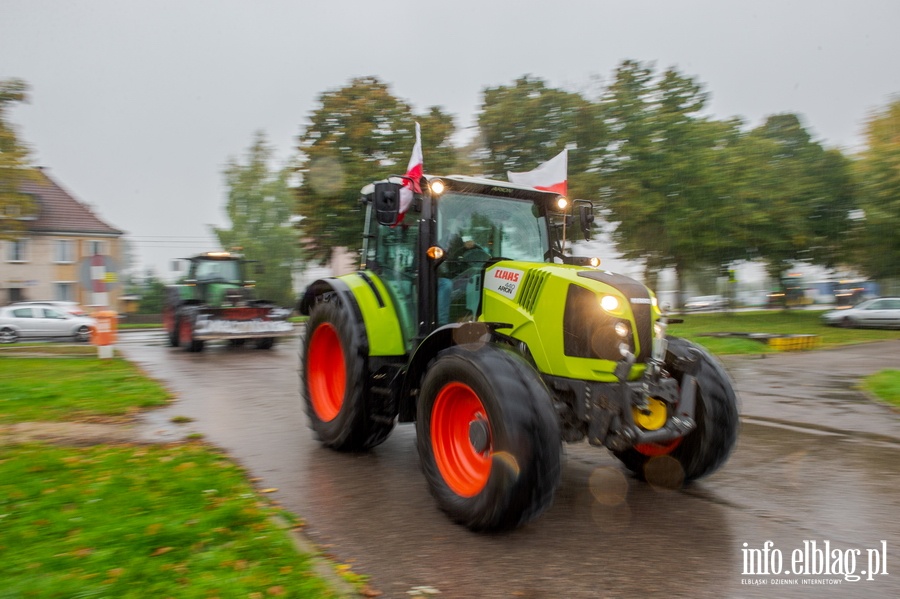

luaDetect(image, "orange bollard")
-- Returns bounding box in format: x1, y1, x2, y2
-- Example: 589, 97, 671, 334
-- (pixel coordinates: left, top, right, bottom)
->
91, 311, 118, 358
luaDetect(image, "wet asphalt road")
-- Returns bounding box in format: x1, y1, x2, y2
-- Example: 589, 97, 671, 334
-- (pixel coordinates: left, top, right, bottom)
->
118, 332, 900, 599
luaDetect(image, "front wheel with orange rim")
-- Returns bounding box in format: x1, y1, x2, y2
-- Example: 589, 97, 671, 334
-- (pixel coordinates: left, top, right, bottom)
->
430, 381, 493, 498
417, 344, 561, 531
301, 292, 394, 451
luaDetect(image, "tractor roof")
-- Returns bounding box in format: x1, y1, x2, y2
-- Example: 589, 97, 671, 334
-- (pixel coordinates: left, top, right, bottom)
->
189, 252, 244, 261
361, 174, 563, 202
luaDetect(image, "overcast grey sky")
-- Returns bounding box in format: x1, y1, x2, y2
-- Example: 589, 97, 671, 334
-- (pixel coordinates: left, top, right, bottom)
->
2, 0, 898, 280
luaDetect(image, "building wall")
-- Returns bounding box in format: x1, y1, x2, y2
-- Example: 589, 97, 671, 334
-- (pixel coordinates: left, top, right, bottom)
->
1, 236, 51, 303
1, 233, 123, 309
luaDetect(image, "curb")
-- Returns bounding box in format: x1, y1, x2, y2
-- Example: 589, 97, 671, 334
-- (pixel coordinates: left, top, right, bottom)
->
269, 515, 363, 598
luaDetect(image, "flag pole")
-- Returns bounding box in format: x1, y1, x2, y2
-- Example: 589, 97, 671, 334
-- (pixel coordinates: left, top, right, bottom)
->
561, 203, 568, 257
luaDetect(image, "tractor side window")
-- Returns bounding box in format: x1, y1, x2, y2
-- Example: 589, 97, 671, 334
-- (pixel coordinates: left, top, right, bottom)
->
373, 222, 419, 349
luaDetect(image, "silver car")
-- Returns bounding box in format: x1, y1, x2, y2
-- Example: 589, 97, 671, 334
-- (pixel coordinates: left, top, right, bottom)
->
683, 295, 729, 311
9, 300, 88, 317
0, 305, 96, 343
821, 297, 900, 329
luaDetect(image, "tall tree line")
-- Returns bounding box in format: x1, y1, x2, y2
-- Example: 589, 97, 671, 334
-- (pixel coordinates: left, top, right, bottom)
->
293, 66, 897, 297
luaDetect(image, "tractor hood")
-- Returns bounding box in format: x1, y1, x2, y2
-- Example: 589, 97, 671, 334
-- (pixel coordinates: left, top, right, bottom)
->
480, 261, 661, 382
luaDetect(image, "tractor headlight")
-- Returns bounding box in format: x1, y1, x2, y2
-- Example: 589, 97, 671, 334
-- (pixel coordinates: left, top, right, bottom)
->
614, 322, 630, 338
652, 319, 669, 361
600, 295, 620, 313
429, 179, 445, 195
556, 196, 569, 210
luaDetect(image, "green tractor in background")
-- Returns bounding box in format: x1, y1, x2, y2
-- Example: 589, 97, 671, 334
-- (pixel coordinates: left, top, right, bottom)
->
299, 175, 739, 531
164, 252, 294, 352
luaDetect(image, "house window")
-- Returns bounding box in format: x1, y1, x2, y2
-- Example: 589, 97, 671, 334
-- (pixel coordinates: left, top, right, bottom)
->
55, 239, 75, 263
56, 282, 75, 301
6, 239, 28, 262
83, 240, 105, 256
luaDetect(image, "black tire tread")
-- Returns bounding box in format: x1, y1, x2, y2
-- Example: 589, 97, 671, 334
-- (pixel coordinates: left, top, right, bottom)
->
416, 344, 562, 531
301, 293, 394, 451
615, 337, 739, 481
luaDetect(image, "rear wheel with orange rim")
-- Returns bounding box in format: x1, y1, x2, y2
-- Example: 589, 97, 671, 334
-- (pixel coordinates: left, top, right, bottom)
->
302, 293, 394, 451
178, 308, 204, 353
416, 344, 561, 531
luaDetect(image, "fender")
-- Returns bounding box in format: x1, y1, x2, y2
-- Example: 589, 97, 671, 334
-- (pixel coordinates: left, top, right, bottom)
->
298, 277, 369, 358
300, 273, 406, 357
398, 321, 516, 422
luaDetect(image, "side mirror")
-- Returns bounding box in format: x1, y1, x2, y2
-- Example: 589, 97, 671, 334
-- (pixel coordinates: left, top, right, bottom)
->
579, 205, 596, 241
374, 182, 402, 226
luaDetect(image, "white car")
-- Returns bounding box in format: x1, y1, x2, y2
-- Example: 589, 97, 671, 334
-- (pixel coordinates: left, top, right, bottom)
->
683, 295, 729, 311
821, 297, 900, 329
9, 300, 88, 317
0, 305, 96, 343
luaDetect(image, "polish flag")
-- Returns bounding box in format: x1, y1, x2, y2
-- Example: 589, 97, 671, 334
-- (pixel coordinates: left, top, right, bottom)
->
397, 122, 423, 224
507, 149, 568, 196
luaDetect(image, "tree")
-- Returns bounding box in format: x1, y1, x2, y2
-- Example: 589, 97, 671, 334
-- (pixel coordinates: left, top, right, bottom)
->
213, 132, 300, 308
477, 75, 601, 200
295, 76, 456, 263
851, 97, 900, 282
0, 78, 38, 239
131, 273, 168, 314
738, 114, 855, 284
588, 62, 855, 302
595, 61, 736, 297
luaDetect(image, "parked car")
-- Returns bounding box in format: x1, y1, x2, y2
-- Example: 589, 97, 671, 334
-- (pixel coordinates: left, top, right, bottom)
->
9, 300, 88, 317
0, 306, 96, 343
683, 295, 729, 311
821, 297, 900, 329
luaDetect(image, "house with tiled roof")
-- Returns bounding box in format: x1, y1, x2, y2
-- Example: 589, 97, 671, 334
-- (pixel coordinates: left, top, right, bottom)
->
1, 168, 125, 308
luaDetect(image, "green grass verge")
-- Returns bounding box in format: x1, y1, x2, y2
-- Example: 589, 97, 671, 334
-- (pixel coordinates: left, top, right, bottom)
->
0, 442, 338, 598
0, 344, 99, 356
862, 370, 900, 409
667, 309, 900, 355
0, 354, 359, 597
0, 357, 170, 424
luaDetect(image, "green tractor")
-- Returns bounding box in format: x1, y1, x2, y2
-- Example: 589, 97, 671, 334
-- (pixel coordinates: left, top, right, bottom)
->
299, 175, 739, 531
164, 252, 294, 352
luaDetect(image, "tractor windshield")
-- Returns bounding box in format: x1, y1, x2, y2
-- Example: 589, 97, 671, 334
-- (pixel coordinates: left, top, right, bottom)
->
435, 193, 549, 324
436, 193, 549, 264
193, 259, 242, 284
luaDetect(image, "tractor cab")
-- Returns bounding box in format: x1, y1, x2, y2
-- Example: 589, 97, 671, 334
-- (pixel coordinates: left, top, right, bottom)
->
182, 252, 252, 306
360, 175, 591, 349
